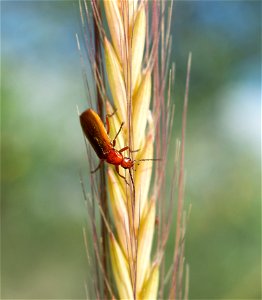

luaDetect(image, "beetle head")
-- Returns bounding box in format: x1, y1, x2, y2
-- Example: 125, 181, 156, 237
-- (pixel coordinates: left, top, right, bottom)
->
121, 157, 134, 169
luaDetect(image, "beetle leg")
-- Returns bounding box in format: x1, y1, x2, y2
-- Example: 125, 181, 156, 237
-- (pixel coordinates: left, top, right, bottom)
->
91, 160, 103, 173
119, 146, 140, 153
107, 108, 117, 118
105, 108, 117, 134
119, 146, 129, 153
112, 122, 124, 147
130, 148, 140, 153
115, 165, 129, 185
105, 115, 110, 135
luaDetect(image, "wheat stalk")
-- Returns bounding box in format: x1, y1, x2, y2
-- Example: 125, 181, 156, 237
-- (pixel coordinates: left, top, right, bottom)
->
79, 0, 191, 299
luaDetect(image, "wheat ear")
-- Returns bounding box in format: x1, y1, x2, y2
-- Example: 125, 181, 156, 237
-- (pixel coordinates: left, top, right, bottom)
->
79, 0, 191, 298
103, 1, 158, 299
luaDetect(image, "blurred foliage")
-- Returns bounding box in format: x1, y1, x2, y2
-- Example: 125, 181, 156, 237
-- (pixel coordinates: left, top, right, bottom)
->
1, 1, 261, 299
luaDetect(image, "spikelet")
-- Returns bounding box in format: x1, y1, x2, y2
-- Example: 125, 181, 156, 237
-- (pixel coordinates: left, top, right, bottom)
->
109, 233, 134, 299
139, 263, 160, 299
104, 0, 158, 298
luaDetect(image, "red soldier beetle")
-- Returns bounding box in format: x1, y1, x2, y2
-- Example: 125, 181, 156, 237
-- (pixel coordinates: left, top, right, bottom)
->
80, 108, 158, 184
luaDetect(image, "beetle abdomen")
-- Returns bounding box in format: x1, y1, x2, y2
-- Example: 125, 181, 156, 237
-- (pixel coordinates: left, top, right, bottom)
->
80, 109, 112, 159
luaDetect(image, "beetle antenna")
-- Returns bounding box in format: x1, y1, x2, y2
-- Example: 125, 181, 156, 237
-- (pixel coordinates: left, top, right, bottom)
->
134, 158, 162, 162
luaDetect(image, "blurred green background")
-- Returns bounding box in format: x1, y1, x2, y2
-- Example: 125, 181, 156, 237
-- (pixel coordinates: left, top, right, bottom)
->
1, 1, 261, 299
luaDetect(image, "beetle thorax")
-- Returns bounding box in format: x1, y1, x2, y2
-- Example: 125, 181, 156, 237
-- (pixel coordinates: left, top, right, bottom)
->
106, 149, 123, 165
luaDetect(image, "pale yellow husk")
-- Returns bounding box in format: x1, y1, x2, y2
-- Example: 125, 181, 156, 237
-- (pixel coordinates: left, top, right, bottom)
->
132, 70, 152, 150
105, 36, 127, 124
136, 199, 156, 292
109, 233, 133, 299
130, 5, 146, 92
139, 264, 160, 299
104, 0, 125, 62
